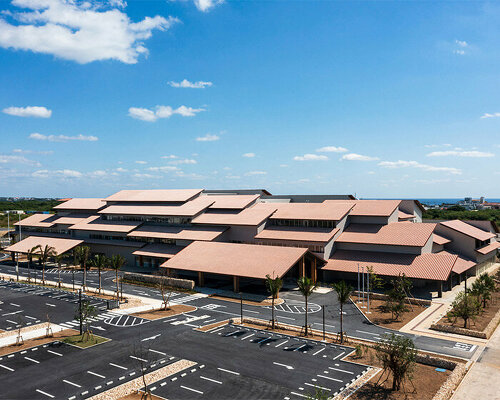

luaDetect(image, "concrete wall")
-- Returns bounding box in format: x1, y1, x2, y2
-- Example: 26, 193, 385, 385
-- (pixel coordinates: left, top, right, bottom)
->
435, 224, 477, 260
223, 225, 261, 243
336, 241, 423, 254
399, 200, 423, 222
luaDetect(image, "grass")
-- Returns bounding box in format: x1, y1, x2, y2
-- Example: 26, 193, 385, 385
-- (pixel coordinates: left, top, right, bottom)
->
63, 333, 110, 348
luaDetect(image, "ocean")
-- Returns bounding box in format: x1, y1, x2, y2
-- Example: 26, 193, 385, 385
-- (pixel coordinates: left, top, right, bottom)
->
365, 198, 500, 206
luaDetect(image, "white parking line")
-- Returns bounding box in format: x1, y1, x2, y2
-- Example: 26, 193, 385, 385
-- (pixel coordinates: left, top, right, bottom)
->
45, 303, 56, 307
63, 379, 81, 388
304, 383, 330, 391
24, 356, 39, 363
181, 385, 203, 394
200, 376, 222, 384
241, 333, 255, 341
87, 371, 106, 378
290, 392, 308, 398
294, 344, 306, 352
149, 349, 167, 356
313, 348, 325, 356
210, 327, 225, 334
0, 363, 14, 371
36, 389, 54, 398
317, 374, 342, 382
275, 340, 288, 347
217, 367, 240, 375
109, 362, 128, 370
328, 366, 354, 374
47, 350, 63, 357
130, 355, 147, 363
333, 351, 345, 360
10, 303, 20, 307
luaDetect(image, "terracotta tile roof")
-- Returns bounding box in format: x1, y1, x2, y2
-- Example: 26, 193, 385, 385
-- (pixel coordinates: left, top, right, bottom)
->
323, 250, 456, 281
204, 194, 260, 210
128, 225, 227, 241
324, 200, 401, 217
105, 189, 202, 203
14, 213, 54, 228
439, 220, 496, 241
441, 252, 476, 274
99, 197, 214, 217
5, 236, 83, 255
162, 241, 315, 279
133, 243, 183, 259
265, 202, 354, 221
476, 241, 500, 255
52, 215, 91, 225
337, 222, 435, 247
53, 198, 106, 211
255, 227, 339, 243
69, 216, 141, 233
433, 233, 451, 245
191, 205, 277, 226
398, 210, 415, 220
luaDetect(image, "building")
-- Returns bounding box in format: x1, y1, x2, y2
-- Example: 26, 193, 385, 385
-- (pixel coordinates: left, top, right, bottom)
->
6, 189, 499, 296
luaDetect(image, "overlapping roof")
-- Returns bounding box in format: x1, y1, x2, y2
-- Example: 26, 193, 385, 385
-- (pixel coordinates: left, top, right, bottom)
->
266, 202, 354, 221
433, 233, 451, 245
14, 213, 54, 228
53, 198, 106, 211
323, 249, 457, 281
105, 189, 202, 203
255, 226, 339, 243
398, 210, 415, 220
133, 243, 183, 259
162, 241, 316, 279
324, 200, 400, 217
5, 236, 83, 255
191, 205, 277, 226
99, 197, 214, 217
128, 225, 227, 241
476, 241, 500, 255
337, 222, 434, 247
69, 216, 141, 233
439, 220, 496, 241
204, 194, 259, 210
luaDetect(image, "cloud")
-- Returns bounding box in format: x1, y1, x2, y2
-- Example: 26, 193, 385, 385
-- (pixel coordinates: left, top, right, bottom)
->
2, 106, 51, 118
128, 105, 205, 121
132, 173, 160, 179
480, 112, 500, 119
378, 160, 462, 175
162, 155, 178, 159
0, 154, 40, 166
426, 150, 494, 158
196, 133, 220, 142
115, 167, 128, 172
424, 143, 452, 148
453, 39, 468, 55
242, 153, 255, 158
341, 153, 379, 161
244, 170, 267, 176
12, 149, 53, 155
168, 79, 213, 89
456, 40, 468, 47
293, 154, 328, 161
194, 0, 224, 12
135, 160, 147, 164
168, 158, 197, 165
32, 169, 83, 178
147, 166, 179, 172
316, 146, 348, 153
29, 133, 98, 142
0, 0, 178, 64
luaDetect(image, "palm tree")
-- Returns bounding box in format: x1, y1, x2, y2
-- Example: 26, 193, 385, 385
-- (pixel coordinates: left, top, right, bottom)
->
332, 280, 353, 344
297, 276, 317, 336
265, 274, 283, 330
26, 246, 38, 283
33, 245, 57, 285
109, 254, 126, 300
90, 254, 108, 294
55, 253, 66, 288
74, 246, 90, 290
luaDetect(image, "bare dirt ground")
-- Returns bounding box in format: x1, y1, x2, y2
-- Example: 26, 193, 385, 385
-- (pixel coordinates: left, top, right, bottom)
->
0, 328, 79, 356
351, 295, 429, 330
131, 304, 196, 320
347, 347, 452, 400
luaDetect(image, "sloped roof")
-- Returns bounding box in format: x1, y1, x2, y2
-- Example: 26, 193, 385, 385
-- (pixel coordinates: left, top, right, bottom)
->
53, 198, 106, 211
128, 225, 227, 241
266, 202, 354, 221
133, 243, 183, 259
337, 222, 435, 247
105, 189, 202, 203
204, 194, 260, 210
325, 200, 400, 217
5, 236, 83, 255
69, 216, 142, 233
191, 205, 277, 226
433, 233, 451, 245
255, 226, 339, 243
440, 220, 496, 241
14, 213, 54, 228
99, 197, 214, 217
476, 241, 500, 255
323, 250, 457, 281
162, 241, 318, 279
398, 210, 415, 220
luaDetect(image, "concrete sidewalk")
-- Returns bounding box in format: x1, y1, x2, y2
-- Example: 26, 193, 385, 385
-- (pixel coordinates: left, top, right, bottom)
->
451, 322, 500, 400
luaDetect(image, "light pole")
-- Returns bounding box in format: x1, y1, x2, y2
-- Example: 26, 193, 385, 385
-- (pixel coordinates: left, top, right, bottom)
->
78, 289, 83, 335
322, 305, 325, 341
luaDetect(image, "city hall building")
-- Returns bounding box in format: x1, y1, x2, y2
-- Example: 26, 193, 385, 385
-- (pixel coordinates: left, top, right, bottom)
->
7, 189, 499, 296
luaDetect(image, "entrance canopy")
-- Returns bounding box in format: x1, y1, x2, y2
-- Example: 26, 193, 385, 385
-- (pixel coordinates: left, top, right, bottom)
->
6, 236, 83, 256
161, 241, 322, 280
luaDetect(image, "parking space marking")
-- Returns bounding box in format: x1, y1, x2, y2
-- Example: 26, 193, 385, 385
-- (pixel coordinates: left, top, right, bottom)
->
35, 389, 54, 398
87, 371, 106, 378
130, 355, 147, 363
47, 350, 63, 357
218, 367, 240, 375
149, 349, 166, 356
304, 382, 331, 391
333, 351, 345, 360
275, 340, 288, 347
328, 366, 354, 374
63, 379, 81, 388
0, 363, 14, 371
9, 303, 20, 307
24, 356, 39, 364
109, 362, 128, 370
313, 348, 325, 356
317, 374, 342, 382
200, 376, 223, 384
290, 392, 308, 398
241, 333, 254, 341
181, 385, 203, 394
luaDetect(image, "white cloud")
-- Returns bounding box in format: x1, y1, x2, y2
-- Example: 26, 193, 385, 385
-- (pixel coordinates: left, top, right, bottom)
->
29, 132, 98, 142
168, 79, 213, 89
168, 158, 197, 165
424, 143, 452, 148
378, 160, 462, 175
293, 154, 328, 161
32, 169, 83, 178
456, 40, 468, 47
135, 160, 147, 164
341, 153, 379, 161
12, 148, 53, 155
0, 154, 40, 166
316, 146, 348, 153
0, 0, 178, 64
132, 173, 160, 179
88, 170, 107, 177
242, 152, 255, 158
244, 170, 267, 176
194, 0, 224, 12
116, 167, 128, 172
128, 105, 205, 121
453, 39, 468, 55
480, 112, 500, 119
147, 166, 179, 172
3, 106, 51, 118
427, 150, 494, 158
161, 154, 178, 159
196, 133, 220, 142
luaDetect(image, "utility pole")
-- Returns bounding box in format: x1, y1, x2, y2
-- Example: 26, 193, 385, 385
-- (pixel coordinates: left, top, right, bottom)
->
367, 269, 370, 314
240, 294, 243, 323
18, 213, 22, 241
72, 269, 75, 291
7, 212, 10, 245
322, 305, 325, 341
16, 252, 19, 282
361, 266, 365, 308
357, 263, 360, 303
78, 289, 83, 335
120, 278, 123, 301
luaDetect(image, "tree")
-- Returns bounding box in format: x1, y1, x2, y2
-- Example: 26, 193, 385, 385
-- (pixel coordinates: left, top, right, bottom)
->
297, 276, 317, 336
26, 246, 38, 283
448, 291, 480, 328
157, 271, 173, 311
367, 266, 383, 290
109, 254, 126, 301
374, 333, 416, 391
332, 280, 353, 344
74, 299, 98, 340
33, 244, 57, 284
471, 273, 496, 308
265, 274, 283, 330
90, 254, 107, 294
385, 274, 412, 321
74, 246, 90, 290
54, 253, 65, 288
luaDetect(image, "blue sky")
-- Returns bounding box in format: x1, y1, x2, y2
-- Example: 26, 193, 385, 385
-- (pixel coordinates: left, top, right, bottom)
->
0, 0, 499, 199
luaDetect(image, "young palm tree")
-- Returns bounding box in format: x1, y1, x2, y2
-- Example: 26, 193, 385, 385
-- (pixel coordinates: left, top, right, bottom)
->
33, 245, 57, 285
265, 274, 283, 330
55, 253, 66, 288
109, 254, 126, 300
297, 276, 317, 336
90, 254, 108, 294
74, 246, 90, 290
26, 246, 38, 283
332, 280, 354, 344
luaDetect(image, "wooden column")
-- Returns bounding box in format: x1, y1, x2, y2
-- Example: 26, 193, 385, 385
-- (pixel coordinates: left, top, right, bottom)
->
312, 258, 317, 283
300, 257, 305, 277
198, 272, 204, 287
233, 276, 240, 292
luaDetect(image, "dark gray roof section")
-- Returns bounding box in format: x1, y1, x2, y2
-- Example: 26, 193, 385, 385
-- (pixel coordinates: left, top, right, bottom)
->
261, 194, 355, 203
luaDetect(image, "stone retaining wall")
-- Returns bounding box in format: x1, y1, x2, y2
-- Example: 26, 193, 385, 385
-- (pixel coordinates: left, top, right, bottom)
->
431, 363, 468, 400
352, 291, 432, 306
483, 306, 500, 338
415, 354, 458, 370
429, 323, 487, 339
122, 272, 194, 290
